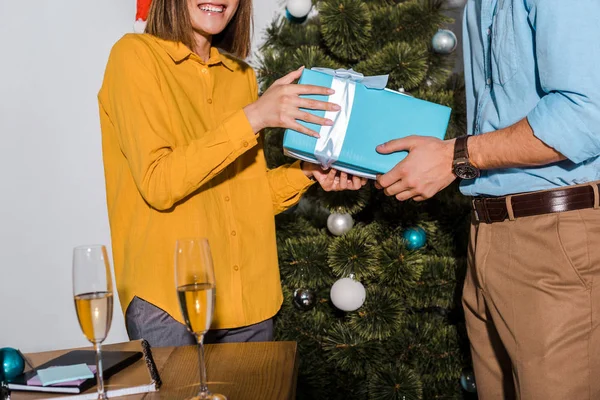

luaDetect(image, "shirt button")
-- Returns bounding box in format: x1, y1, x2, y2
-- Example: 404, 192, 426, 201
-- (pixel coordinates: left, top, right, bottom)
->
207, 98, 213, 104
486, 78, 492, 85
233, 265, 239, 271
231, 230, 237, 236
201, 68, 208, 74
224, 196, 230, 202
242, 141, 249, 147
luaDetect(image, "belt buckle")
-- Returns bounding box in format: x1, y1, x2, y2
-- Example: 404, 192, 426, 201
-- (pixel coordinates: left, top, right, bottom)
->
472, 198, 489, 224
472, 198, 481, 223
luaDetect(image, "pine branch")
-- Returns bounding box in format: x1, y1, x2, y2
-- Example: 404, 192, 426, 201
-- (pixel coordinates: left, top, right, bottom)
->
261, 17, 322, 50
349, 287, 406, 340
319, 0, 373, 61
263, 127, 295, 168
371, 0, 452, 49
292, 45, 337, 69
422, 51, 455, 90
367, 364, 424, 400
328, 226, 383, 279
406, 255, 458, 310
444, 73, 468, 139
313, 182, 373, 214
275, 213, 324, 245
406, 313, 464, 382
373, 190, 430, 226
355, 41, 429, 91
280, 235, 336, 288
380, 236, 425, 288
322, 322, 384, 375
255, 48, 295, 92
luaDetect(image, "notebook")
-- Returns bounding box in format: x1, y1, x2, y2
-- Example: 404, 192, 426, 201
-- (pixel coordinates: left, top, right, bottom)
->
8, 339, 161, 399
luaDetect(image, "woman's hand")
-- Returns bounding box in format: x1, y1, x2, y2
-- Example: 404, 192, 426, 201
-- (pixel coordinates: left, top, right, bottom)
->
301, 161, 368, 191
243, 67, 341, 137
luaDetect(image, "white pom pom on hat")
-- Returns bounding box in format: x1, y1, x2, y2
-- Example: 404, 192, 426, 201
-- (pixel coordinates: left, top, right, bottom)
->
134, 0, 152, 33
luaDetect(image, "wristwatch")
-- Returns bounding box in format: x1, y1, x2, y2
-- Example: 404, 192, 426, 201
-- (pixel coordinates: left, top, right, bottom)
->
452, 135, 480, 180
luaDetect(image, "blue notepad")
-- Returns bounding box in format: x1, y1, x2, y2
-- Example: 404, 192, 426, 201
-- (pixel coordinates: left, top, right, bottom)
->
36, 363, 94, 387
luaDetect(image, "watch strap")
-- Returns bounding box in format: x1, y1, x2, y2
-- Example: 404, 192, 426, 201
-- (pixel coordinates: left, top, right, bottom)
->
454, 135, 469, 161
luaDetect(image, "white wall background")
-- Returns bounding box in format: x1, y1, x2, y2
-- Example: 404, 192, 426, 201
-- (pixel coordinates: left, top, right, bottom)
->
0, 0, 279, 353
0, 0, 461, 353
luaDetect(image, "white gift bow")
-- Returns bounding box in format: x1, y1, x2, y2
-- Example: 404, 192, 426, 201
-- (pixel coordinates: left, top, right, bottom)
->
310, 68, 389, 169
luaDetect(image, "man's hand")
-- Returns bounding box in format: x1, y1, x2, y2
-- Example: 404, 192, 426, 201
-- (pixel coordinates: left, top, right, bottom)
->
302, 162, 367, 191
375, 136, 456, 201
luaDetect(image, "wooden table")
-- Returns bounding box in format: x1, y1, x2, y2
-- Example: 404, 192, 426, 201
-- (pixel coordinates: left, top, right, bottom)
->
12, 341, 299, 400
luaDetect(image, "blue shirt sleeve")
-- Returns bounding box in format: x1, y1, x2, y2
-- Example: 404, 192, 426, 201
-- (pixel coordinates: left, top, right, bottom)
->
525, 0, 600, 164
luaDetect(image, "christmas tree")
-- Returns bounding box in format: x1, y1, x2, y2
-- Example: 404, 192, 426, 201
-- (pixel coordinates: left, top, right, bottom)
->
256, 0, 475, 398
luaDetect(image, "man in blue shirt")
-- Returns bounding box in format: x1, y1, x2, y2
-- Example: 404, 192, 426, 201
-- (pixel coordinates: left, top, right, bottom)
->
376, 1, 600, 398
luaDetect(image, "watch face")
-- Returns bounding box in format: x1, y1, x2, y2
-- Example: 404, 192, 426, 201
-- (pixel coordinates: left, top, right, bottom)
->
454, 163, 480, 180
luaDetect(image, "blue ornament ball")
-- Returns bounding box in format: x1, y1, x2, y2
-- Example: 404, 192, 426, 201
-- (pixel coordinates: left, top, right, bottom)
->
285, 8, 308, 24
0, 347, 25, 381
460, 370, 477, 393
403, 227, 427, 250
432, 29, 458, 55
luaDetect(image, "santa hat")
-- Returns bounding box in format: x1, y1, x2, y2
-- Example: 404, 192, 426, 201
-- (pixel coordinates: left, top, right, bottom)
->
134, 0, 152, 33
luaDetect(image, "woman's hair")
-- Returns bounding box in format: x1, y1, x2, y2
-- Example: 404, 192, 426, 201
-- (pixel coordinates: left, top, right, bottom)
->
145, 0, 253, 59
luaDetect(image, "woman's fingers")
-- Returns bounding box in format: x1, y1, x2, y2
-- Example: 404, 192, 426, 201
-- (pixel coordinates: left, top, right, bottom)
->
293, 110, 333, 127
296, 97, 341, 112
274, 67, 305, 86
287, 120, 321, 138
294, 84, 335, 96
351, 175, 363, 189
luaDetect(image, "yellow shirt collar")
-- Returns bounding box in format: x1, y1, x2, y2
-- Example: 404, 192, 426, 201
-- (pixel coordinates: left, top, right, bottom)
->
150, 35, 235, 70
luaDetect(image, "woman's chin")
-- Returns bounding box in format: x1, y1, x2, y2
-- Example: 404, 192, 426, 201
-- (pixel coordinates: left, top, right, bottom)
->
192, 24, 228, 37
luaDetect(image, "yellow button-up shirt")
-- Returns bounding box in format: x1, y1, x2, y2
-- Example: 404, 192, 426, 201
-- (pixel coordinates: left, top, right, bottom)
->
98, 34, 313, 329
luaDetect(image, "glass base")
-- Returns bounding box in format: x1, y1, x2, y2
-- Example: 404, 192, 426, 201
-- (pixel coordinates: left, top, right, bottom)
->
192, 394, 227, 400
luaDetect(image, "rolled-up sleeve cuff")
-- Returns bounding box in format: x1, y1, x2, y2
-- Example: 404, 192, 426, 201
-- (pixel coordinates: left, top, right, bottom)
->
223, 109, 258, 153
284, 160, 316, 192
527, 99, 598, 164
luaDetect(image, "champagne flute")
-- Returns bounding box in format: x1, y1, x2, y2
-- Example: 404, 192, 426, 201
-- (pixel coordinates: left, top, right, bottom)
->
175, 238, 226, 400
72, 245, 114, 400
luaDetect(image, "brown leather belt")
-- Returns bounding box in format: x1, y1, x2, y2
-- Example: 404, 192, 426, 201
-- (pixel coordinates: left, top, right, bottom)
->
472, 183, 600, 224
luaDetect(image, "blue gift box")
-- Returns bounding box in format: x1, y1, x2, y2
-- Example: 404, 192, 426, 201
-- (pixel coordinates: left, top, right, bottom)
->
282, 68, 452, 179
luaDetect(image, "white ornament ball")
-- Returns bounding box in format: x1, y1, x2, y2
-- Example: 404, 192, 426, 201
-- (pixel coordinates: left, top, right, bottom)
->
286, 0, 313, 18
330, 277, 366, 312
327, 213, 354, 236
432, 29, 458, 55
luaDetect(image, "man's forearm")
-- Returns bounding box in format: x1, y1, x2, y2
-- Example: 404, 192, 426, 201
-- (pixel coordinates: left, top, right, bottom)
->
468, 118, 566, 170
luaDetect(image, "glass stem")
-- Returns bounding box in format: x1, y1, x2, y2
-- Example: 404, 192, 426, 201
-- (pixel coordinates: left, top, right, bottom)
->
94, 342, 107, 400
196, 334, 209, 397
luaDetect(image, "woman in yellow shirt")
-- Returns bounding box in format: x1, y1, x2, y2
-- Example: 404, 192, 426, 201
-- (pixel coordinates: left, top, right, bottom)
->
98, 0, 365, 347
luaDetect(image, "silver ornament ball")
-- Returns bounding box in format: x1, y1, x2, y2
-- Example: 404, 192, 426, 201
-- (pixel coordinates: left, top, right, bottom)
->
432, 29, 458, 55
327, 213, 354, 236
293, 288, 317, 311
330, 277, 366, 312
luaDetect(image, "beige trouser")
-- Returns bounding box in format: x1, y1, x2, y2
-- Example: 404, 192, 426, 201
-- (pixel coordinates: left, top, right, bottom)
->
463, 204, 600, 399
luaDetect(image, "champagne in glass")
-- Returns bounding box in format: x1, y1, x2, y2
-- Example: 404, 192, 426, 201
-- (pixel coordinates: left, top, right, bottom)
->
175, 238, 226, 400
177, 283, 214, 334
74, 291, 114, 343
73, 245, 114, 400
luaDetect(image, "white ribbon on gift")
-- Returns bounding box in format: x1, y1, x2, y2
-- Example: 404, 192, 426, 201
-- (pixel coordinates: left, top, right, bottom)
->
310, 68, 389, 170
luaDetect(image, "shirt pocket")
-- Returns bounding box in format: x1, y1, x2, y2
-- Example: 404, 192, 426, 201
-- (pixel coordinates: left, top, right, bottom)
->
491, 0, 519, 86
